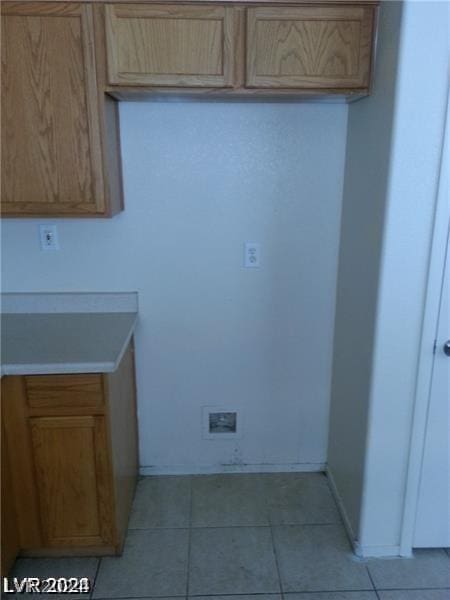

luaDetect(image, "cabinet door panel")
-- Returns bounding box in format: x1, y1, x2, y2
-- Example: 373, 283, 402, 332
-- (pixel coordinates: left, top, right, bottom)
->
246, 6, 374, 89
30, 416, 114, 547
105, 4, 235, 87
1, 3, 105, 215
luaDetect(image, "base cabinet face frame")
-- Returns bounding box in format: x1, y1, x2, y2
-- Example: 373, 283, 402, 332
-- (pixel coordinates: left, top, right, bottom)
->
1, 427, 20, 576
1, 342, 138, 563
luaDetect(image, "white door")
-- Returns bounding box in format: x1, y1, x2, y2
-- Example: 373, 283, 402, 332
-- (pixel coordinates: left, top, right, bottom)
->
414, 229, 450, 548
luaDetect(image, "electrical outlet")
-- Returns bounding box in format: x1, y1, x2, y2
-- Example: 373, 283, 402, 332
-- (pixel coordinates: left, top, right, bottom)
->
244, 242, 260, 268
39, 225, 59, 251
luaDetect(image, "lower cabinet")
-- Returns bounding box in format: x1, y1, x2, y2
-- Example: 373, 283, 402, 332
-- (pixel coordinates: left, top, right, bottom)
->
1, 341, 138, 565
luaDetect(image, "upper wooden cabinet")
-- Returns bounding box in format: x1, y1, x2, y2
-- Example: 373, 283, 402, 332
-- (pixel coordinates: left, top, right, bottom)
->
246, 6, 374, 89
1, 0, 378, 218
105, 4, 236, 87
103, 2, 377, 97
1, 2, 123, 217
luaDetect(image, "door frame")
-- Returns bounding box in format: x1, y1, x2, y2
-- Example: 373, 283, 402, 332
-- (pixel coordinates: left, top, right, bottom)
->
400, 89, 450, 556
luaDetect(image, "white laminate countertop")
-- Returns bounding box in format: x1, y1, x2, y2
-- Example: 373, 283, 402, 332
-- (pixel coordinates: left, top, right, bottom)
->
1, 293, 138, 376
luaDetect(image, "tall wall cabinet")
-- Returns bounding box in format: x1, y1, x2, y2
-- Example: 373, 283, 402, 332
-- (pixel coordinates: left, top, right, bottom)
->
1, 0, 379, 218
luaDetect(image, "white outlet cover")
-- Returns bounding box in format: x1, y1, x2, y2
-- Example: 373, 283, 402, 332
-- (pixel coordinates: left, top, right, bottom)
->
244, 242, 260, 268
202, 406, 243, 440
39, 224, 59, 251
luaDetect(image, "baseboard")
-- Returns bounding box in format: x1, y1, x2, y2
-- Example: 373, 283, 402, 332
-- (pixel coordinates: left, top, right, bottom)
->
140, 462, 326, 476
326, 467, 404, 558
326, 466, 359, 554
353, 543, 403, 558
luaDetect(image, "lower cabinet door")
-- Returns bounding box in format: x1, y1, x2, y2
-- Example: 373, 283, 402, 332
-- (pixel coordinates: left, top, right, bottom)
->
30, 416, 115, 547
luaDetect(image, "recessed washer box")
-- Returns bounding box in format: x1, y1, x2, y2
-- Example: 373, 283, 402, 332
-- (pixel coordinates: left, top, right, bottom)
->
202, 406, 243, 440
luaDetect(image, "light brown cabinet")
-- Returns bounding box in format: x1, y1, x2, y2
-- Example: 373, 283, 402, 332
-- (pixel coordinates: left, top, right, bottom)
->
246, 6, 374, 90
1, 342, 138, 562
1, 0, 379, 218
105, 4, 236, 87
104, 1, 377, 98
30, 415, 114, 548
1, 2, 123, 217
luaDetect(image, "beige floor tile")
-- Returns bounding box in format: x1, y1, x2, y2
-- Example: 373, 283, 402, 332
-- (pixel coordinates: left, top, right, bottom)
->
129, 476, 191, 528
189, 526, 280, 595
273, 524, 373, 592
92, 529, 189, 598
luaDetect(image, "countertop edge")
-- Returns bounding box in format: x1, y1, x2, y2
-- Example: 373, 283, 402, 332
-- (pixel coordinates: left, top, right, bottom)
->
1, 313, 138, 377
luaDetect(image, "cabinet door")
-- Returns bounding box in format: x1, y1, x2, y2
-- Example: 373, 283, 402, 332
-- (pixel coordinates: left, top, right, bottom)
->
1, 2, 106, 215
246, 6, 374, 90
30, 416, 114, 547
105, 4, 235, 87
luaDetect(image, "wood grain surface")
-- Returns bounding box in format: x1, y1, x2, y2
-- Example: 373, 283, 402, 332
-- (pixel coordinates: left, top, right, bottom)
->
104, 342, 138, 552
1, 2, 117, 216
30, 415, 115, 546
1, 342, 138, 559
105, 3, 235, 86
1, 418, 20, 576
246, 5, 374, 88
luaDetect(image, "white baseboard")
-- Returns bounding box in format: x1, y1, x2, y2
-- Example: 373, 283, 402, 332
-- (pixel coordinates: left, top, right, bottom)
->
326, 467, 404, 558
140, 462, 326, 476
326, 466, 359, 553
353, 543, 403, 558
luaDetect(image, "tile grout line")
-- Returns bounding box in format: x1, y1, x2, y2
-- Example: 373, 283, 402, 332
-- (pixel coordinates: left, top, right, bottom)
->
89, 556, 102, 600
268, 517, 284, 599
186, 475, 194, 599
128, 522, 341, 532
365, 565, 381, 600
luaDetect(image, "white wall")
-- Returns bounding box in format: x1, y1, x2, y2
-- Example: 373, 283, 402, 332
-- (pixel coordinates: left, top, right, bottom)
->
328, 0, 404, 544
329, 0, 449, 556
360, 1, 448, 553
1, 102, 348, 474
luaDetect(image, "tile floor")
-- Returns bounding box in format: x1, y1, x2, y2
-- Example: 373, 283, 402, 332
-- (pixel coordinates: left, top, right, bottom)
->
8, 473, 450, 600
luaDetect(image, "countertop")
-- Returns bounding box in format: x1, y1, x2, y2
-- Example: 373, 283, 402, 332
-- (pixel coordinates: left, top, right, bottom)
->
1, 292, 138, 376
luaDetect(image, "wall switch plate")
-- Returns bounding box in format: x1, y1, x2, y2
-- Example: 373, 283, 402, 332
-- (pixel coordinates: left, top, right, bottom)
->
39, 224, 59, 251
244, 242, 260, 268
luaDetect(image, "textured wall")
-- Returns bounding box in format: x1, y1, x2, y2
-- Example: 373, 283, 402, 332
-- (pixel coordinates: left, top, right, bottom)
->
328, 0, 404, 543
329, 0, 449, 555
2, 102, 348, 473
